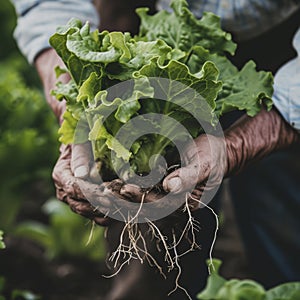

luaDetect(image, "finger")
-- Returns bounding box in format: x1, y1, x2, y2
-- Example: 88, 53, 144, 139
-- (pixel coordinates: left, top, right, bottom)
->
71, 142, 93, 179
76, 178, 113, 208
89, 161, 102, 183
94, 216, 111, 226
188, 188, 203, 211
191, 186, 204, 198
53, 157, 85, 200
53, 145, 86, 200
119, 183, 142, 202
65, 197, 98, 217
64, 196, 110, 226
163, 161, 209, 194
119, 183, 166, 203
53, 145, 113, 223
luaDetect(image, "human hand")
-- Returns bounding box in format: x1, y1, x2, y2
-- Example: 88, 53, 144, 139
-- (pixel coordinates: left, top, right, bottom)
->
53, 141, 161, 224
52, 142, 112, 226
112, 134, 227, 212
163, 108, 300, 208
162, 134, 227, 209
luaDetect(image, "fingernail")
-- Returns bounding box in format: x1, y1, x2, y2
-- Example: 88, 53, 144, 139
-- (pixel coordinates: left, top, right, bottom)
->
167, 177, 182, 193
74, 166, 89, 178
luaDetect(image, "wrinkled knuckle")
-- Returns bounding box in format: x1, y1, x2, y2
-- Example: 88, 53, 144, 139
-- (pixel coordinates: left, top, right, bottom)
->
56, 189, 67, 202
70, 202, 83, 215
64, 179, 78, 194
200, 160, 212, 178
52, 168, 59, 182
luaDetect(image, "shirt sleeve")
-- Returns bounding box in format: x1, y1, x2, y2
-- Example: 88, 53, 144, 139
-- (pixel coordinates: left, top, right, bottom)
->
272, 28, 300, 132
11, 0, 100, 64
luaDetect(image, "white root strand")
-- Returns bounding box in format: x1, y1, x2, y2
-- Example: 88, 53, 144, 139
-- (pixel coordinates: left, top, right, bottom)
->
104, 191, 219, 298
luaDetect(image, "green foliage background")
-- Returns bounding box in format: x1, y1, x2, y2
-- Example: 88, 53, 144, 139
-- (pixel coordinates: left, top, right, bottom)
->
0, 0, 58, 231
0, 0, 17, 60
0, 0, 105, 262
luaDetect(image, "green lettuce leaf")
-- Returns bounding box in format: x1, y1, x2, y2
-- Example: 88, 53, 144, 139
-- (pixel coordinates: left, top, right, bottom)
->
135, 58, 221, 125
137, 0, 236, 55
0, 230, 5, 249
89, 117, 131, 162
187, 46, 273, 116
215, 61, 273, 116
266, 282, 300, 300
198, 259, 300, 300
50, 19, 104, 85
197, 259, 227, 299
58, 111, 78, 144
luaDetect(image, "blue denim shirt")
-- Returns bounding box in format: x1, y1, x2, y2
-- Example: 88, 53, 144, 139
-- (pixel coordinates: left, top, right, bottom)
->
11, 0, 300, 131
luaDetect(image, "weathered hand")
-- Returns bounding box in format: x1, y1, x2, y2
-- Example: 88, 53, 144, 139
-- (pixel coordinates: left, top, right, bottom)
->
163, 134, 227, 209
97, 135, 227, 212
163, 108, 299, 208
52, 143, 111, 226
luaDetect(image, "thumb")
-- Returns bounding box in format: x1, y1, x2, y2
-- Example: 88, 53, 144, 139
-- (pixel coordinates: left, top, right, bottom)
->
163, 161, 208, 194
71, 142, 92, 179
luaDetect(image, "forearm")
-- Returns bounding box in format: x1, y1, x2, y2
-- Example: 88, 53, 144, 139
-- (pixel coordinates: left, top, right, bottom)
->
224, 27, 300, 173
12, 0, 100, 121
35, 48, 68, 123
225, 108, 300, 175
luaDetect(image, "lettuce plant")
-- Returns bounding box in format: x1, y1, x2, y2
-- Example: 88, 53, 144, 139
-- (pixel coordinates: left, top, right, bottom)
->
198, 259, 300, 300
0, 231, 5, 250
50, 0, 273, 181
